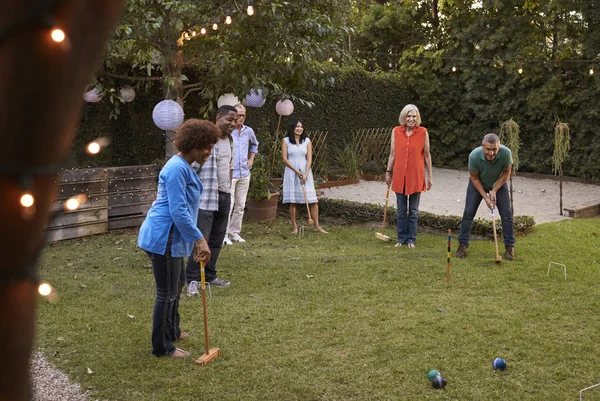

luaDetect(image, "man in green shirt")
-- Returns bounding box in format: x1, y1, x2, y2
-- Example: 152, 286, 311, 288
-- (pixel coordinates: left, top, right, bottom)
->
456, 133, 515, 260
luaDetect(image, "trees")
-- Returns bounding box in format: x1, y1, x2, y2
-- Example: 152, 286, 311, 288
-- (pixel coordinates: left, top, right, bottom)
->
100, 0, 348, 155
0, 2, 125, 399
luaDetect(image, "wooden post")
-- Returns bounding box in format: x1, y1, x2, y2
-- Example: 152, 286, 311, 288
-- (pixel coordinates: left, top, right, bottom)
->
0, 2, 125, 399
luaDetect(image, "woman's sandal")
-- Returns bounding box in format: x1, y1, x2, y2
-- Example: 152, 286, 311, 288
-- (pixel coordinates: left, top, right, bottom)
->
171, 347, 191, 358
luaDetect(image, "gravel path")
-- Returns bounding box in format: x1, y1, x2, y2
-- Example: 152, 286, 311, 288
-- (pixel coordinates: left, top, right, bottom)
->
31, 351, 90, 401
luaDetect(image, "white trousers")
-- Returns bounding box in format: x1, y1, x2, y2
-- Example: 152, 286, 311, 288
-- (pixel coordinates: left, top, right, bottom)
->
227, 174, 251, 236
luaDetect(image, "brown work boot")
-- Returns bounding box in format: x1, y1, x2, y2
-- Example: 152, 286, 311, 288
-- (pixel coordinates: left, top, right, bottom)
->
456, 244, 468, 258
504, 245, 515, 261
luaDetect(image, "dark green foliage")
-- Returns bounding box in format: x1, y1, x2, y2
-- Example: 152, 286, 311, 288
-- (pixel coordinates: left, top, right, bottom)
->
74, 62, 600, 180
318, 198, 536, 238
74, 89, 165, 167
247, 153, 275, 201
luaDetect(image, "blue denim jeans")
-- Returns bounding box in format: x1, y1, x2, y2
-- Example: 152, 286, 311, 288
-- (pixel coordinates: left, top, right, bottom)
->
458, 181, 515, 247
147, 233, 185, 357
186, 191, 231, 283
396, 192, 421, 245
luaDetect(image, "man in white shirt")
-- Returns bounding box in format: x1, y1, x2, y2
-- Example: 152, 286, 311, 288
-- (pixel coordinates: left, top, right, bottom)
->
224, 104, 259, 245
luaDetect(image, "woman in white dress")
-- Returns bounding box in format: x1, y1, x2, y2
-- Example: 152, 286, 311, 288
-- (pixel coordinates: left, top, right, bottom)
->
281, 119, 328, 234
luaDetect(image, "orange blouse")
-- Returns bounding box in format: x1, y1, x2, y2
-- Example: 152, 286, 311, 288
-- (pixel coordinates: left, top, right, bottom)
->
391, 125, 427, 195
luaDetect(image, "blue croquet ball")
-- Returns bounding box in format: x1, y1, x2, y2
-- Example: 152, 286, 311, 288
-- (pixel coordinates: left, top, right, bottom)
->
492, 357, 507, 370
431, 375, 447, 389
427, 370, 440, 381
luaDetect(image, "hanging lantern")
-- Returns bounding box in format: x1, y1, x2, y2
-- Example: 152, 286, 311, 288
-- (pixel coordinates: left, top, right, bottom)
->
83, 87, 103, 103
245, 89, 266, 108
152, 100, 184, 131
120, 87, 136, 102
217, 93, 239, 108
276, 99, 294, 116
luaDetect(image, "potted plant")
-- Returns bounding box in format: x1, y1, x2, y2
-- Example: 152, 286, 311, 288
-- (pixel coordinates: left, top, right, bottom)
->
246, 154, 280, 221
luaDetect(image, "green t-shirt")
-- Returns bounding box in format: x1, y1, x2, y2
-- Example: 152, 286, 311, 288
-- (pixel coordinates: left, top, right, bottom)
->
468, 145, 513, 191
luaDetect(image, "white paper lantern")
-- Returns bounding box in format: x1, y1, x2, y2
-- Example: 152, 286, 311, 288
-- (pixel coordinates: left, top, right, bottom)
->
245, 89, 266, 107
120, 87, 136, 102
276, 99, 294, 116
152, 100, 184, 131
217, 93, 239, 108
83, 87, 103, 103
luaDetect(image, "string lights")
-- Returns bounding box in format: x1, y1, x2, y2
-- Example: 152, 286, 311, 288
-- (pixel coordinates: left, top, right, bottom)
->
344, 49, 600, 77
247, 0, 255, 16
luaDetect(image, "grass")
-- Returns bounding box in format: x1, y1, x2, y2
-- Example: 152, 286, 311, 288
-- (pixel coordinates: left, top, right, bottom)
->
36, 218, 600, 400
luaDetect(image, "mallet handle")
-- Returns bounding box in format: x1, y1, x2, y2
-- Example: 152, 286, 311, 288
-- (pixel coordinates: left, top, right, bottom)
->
200, 261, 211, 355
491, 208, 501, 260
381, 183, 391, 235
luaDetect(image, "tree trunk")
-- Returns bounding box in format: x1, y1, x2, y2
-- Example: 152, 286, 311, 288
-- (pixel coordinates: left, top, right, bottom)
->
0, 2, 125, 400
161, 15, 185, 159
559, 177, 563, 215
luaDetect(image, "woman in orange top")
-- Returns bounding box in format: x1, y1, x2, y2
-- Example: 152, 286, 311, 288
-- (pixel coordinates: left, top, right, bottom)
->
385, 104, 433, 248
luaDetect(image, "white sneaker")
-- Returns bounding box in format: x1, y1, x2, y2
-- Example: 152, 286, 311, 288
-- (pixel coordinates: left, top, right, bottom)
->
186, 281, 199, 296
223, 237, 233, 246
230, 233, 246, 243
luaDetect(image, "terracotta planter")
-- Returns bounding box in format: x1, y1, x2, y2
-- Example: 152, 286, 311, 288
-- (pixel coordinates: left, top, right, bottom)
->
245, 192, 280, 222
270, 178, 283, 188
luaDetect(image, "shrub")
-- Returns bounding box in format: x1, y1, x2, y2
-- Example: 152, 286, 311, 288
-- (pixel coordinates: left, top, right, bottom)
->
318, 198, 535, 238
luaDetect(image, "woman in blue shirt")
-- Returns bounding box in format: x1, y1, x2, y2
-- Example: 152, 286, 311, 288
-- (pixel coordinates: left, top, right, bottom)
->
138, 119, 218, 358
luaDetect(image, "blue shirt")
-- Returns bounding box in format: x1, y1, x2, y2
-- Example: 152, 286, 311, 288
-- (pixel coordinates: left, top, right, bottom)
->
232, 125, 259, 179
138, 155, 204, 257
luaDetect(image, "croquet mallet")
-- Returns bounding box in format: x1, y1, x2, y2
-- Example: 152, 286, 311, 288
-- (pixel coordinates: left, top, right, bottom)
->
376, 183, 391, 241
491, 208, 502, 264
195, 260, 220, 366
300, 171, 314, 225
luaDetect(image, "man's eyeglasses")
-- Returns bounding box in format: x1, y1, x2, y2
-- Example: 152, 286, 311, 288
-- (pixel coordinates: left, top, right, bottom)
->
237, 114, 246, 118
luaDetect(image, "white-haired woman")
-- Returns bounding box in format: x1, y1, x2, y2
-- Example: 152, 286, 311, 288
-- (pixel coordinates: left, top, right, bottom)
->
385, 104, 433, 248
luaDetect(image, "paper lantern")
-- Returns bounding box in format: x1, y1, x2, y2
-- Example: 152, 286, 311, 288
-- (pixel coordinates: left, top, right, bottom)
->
276, 99, 294, 116
245, 89, 266, 108
120, 87, 136, 102
217, 93, 239, 108
83, 87, 103, 103
152, 100, 184, 131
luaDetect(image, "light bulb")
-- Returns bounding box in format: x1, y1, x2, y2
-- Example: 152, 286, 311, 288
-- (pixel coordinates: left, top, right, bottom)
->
50, 28, 66, 43
452, 66, 457, 72
87, 142, 101, 155
518, 68, 523, 74
247, 0, 255, 16
225, 15, 232, 24
201, 28, 206, 35
192, 31, 196, 36
38, 283, 52, 296
213, 23, 218, 30
20, 193, 34, 208
590, 68, 595, 75
65, 198, 80, 211
328, 57, 333, 62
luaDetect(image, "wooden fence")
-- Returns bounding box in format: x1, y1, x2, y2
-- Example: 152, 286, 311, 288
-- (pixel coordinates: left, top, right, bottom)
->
45, 164, 159, 241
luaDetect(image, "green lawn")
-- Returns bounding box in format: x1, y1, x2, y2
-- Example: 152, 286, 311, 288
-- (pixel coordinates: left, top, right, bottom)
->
36, 218, 600, 400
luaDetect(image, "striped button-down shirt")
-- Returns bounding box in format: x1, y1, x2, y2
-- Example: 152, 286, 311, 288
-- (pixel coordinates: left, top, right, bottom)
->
232, 125, 259, 179
193, 137, 234, 211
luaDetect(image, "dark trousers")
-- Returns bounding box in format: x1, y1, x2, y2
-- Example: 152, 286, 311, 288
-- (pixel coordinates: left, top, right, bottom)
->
147, 234, 185, 357
186, 191, 231, 283
458, 181, 515, 247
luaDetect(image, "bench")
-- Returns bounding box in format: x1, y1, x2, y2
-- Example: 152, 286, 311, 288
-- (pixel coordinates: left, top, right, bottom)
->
563, 200, 600, 218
